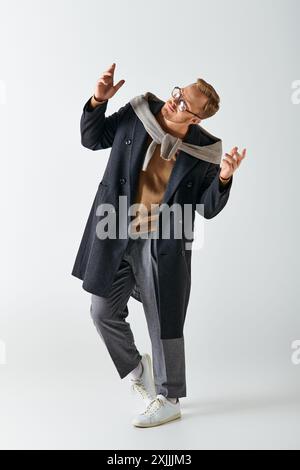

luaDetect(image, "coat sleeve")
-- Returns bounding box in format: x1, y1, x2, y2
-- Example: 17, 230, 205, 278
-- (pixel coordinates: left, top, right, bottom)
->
80, 96, 131, 150
196, 163, 233, 219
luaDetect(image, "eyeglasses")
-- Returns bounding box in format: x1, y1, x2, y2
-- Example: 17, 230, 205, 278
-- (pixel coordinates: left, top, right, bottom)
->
171, 86, 203, 120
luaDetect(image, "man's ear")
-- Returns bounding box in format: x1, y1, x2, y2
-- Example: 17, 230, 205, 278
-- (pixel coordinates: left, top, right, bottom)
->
193, 117, 201, 125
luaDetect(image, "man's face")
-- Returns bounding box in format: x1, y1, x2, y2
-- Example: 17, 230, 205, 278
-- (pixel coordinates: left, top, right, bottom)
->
161, 83, 209, 125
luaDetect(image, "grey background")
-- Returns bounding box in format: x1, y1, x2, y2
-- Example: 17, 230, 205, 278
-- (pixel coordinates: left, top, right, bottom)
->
0, 0, 299, 450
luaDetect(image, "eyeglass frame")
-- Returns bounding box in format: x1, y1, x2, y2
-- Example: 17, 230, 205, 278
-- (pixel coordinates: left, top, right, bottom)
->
171, 86, 203, 120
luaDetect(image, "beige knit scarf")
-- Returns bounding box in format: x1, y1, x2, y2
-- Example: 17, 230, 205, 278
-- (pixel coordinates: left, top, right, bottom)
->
129, 91, 223, 171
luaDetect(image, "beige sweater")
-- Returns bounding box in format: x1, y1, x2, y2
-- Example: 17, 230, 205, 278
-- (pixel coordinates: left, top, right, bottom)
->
131, 134, 177, 235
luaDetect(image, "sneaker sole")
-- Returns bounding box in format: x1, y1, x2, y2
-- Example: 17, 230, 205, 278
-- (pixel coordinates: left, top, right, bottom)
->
132, 412, 182, 428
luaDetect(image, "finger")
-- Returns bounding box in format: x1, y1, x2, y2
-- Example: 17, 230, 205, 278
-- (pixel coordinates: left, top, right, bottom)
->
230, 146, 238, 156
224, 153, 237, 163
98, 78, 109, 85
233, 148, 246, 160
232, 150, 239, 162
101, 72, 113, 78
231, 157, 239, 171
99, 73, 113, 84
236, 149, 246, 167
232, 152, 242, 163
98, 76, 111, 83
221, 156, 233, 171
105, 63, 116, 73
114, 79, 126, 92
234, 148, 246, 164
103, 63, 116, 80
224, 154, 238, 171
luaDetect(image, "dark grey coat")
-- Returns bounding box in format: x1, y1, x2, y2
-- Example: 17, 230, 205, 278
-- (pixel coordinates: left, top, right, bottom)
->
71, 94, 233, 339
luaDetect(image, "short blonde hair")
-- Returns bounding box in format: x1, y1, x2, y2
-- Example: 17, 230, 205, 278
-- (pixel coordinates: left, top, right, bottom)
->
195, 78, 220, 119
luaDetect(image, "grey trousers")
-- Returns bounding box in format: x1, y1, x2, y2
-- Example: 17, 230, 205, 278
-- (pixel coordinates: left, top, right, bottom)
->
89, 234, 187, 398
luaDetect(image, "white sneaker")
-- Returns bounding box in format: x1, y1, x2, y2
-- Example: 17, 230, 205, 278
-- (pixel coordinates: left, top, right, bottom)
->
132, 394, 181, 428
130, 354, 156, 405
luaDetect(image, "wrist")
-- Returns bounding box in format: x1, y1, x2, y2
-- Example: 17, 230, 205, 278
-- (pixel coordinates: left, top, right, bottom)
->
90, 95, 108, 108
93, 94, 107, 103
219, 174, 231, 184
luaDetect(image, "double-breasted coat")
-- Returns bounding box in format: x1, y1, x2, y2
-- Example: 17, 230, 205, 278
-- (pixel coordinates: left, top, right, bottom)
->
71, 94, 233, 339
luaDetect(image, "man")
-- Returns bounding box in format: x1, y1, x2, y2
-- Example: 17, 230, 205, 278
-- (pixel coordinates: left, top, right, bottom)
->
72, 63, 246, 428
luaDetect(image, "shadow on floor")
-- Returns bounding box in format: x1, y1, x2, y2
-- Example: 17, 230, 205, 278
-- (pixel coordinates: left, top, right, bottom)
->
181, 391, 300, 418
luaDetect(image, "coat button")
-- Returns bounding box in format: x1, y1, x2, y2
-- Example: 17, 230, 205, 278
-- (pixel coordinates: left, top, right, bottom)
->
186, 181, 193, 188
119, 177, 127, 185
125, 139, 132, 145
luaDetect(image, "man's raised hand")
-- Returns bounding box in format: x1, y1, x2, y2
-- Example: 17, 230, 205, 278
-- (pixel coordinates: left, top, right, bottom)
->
220, 146, 247, 180
94, 63, 125, 102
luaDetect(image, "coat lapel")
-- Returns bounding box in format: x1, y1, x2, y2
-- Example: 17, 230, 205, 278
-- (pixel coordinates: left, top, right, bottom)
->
129, 97, 202, 206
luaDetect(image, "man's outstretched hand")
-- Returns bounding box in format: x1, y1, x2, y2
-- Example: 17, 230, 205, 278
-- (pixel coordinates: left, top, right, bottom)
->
93, 63, 125, 102
220, 146, 247, 182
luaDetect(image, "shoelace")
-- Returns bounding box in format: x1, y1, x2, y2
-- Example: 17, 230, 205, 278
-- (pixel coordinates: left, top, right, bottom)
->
131, 378, 152, 401
142, 397, 166, 416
